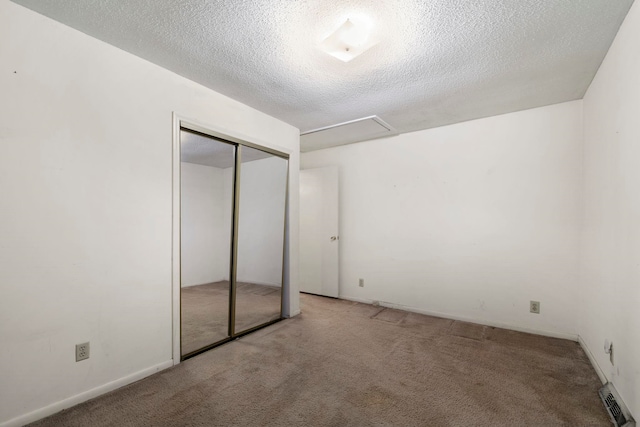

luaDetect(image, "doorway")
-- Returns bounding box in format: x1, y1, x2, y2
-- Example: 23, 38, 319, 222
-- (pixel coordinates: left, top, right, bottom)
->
299, 166, 339, 298
177, 126, 289, 360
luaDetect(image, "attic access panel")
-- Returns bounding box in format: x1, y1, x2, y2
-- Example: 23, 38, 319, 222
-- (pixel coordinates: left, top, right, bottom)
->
300, 116, 398, 152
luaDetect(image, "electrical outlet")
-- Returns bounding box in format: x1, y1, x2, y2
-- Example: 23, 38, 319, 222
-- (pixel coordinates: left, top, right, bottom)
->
359, 278, 364, 287
76, 342, 90, 362
530, 301, 540, 314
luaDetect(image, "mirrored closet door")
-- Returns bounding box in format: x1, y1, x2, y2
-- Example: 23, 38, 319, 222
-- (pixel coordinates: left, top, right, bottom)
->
234, 146, 288, 334
180, 130, 235, 356
179, 128, 288, 359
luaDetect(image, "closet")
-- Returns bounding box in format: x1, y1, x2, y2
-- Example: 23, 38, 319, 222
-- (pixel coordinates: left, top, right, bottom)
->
179, 127, 288, 359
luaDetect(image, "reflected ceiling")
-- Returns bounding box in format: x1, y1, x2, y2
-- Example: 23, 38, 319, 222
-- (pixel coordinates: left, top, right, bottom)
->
181, 131, 271, 168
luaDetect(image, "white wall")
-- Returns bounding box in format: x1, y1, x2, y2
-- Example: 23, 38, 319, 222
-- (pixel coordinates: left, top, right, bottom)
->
302, 101, 583, 339
180, 162, 228, 287
580, 0, 640, 418
0, 2, 299, 425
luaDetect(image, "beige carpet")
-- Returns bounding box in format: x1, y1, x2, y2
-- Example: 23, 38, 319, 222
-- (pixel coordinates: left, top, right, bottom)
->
30, 294, 609, 426
181, 281, 282, 355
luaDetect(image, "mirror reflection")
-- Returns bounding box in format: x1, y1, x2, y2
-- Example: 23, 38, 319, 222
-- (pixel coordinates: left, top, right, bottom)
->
180, 130, 235, 356
234, 146, 288, 333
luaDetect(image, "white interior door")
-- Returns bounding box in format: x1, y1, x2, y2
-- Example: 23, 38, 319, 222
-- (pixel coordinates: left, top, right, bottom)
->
300, 166, 339, 297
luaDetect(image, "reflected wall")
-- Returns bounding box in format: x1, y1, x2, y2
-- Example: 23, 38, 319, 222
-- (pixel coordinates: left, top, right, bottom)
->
235, 147, 288, 333
180, 130, 235, 356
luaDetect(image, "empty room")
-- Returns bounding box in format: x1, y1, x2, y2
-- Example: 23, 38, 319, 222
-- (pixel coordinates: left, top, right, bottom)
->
1, 0, 638, 426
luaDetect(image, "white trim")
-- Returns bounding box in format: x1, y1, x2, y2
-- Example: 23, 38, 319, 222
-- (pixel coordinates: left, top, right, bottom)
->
176, 114, 293, 157
300, 115, 398, 136
578, 335, 608, 384
181, 281, 282, 289
0, 360, 173, 427
172, 112, 182, 365
237, 280, 282, 287
339, 295, 579, 341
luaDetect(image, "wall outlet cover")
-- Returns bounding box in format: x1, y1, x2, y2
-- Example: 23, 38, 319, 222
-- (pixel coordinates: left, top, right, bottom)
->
76, 342, 90, 362
530, 301, 540, 314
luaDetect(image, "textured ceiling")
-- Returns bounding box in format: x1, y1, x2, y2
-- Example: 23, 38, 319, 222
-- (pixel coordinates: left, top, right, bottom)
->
13, 0, 635, 151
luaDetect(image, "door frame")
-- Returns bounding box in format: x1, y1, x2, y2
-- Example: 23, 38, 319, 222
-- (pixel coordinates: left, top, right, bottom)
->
171, 113, 292, 365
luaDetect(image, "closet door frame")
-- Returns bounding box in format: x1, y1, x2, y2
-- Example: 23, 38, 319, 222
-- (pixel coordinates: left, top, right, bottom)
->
172, 114, 290, 364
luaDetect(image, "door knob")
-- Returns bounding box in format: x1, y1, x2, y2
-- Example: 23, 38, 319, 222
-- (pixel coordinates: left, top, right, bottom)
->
330, 236, 339, 241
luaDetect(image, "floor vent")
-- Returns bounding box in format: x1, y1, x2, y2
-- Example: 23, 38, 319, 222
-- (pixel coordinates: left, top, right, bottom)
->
599, 382, 635, 427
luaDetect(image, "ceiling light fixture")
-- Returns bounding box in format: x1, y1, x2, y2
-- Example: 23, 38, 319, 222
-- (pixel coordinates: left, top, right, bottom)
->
320, 18, 378, 62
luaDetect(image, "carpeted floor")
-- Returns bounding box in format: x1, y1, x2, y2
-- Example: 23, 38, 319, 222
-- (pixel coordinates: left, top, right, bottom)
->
30, 294, 609, 426
181, 281, 282, 355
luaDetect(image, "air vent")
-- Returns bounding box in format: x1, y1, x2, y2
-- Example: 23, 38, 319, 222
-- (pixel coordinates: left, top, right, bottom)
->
300, 116, 398, 152
599, 382, 635, 427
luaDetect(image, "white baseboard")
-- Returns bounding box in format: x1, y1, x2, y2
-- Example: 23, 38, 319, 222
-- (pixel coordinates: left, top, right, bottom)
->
578, 335, 607, 384
339, 295, 579, 342
0, 360, 173, 427
182, 280, 281, 288
181, 278, 226, 288
240, 280, 281, 288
